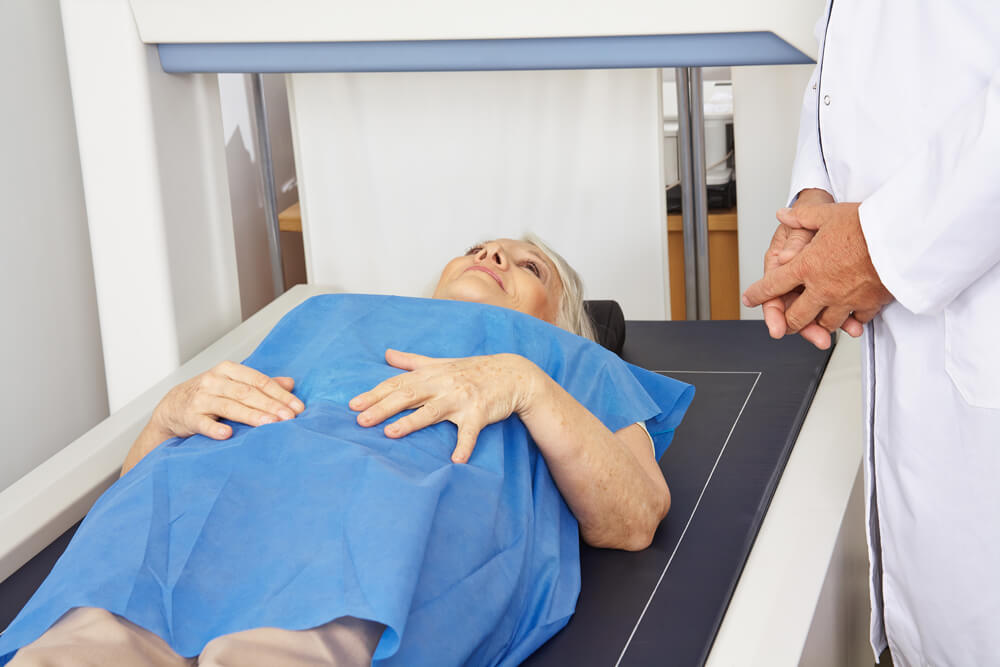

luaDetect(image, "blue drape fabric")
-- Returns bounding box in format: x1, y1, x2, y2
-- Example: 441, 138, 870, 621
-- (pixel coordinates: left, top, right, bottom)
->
0, 295, 692, 665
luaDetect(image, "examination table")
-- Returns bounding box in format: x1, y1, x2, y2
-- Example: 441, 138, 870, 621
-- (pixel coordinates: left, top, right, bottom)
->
0, 285, 862, 665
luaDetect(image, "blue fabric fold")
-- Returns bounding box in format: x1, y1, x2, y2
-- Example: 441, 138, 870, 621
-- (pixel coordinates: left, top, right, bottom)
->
0, 294, 692, 666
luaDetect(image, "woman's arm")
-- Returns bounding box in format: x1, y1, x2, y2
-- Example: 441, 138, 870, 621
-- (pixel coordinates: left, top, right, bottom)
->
120, 361, 305, 476
519, 372, 670, 551
350, 350, 670, 551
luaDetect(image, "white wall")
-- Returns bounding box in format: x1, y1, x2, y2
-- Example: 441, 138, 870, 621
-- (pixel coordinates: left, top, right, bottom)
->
219, 73, 301, 321
732, 64, 816, 319
289, 69, 670, 320
0, 0, 108, 491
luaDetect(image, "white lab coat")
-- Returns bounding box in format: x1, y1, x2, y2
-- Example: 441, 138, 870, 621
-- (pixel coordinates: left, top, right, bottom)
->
788, 2, 1000, 664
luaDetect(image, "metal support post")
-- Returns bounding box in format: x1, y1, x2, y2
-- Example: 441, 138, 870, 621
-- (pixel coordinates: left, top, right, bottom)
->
688, 67, 712, 319
674, 67, 712, 320
251, 73, 286, 298
675, 69, 698, 321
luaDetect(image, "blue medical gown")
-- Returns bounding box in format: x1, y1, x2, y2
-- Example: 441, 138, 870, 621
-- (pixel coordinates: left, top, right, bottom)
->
0, 295, 693, 666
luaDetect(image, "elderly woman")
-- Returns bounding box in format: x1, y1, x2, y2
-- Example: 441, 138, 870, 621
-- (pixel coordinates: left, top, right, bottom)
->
0, 237, 691, 667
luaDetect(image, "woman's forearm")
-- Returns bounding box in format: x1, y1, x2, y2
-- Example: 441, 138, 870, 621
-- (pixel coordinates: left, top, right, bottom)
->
121, 421, 172, 477
350, 349, 671, 550
519, 365, 671, 551
119, 363, 304, 477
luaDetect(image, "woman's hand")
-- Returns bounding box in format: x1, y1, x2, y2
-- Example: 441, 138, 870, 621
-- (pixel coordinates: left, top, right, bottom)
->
352, 349, 669, 550
122, 361, 304, 476
349, 349, 539, 463
152, 361, 304, 441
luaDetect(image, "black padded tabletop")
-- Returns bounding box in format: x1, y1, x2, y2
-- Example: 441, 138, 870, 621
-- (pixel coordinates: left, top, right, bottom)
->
524, 320, 833, 666
2, 321, 832, 665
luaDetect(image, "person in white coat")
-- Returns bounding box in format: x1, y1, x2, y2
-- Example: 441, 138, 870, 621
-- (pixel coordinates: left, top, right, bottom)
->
742, 1, 1000, 665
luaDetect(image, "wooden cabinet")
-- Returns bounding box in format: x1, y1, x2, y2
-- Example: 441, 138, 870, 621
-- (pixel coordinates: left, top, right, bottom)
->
667, 208, 740, 320
278, 203, 303, 232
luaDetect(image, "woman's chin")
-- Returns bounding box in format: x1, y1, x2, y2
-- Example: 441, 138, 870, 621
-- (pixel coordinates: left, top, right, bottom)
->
434, 285, 502, 308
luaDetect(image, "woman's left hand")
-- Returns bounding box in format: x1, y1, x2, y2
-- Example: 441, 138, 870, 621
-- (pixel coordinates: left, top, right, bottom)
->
349, 349, 539, 463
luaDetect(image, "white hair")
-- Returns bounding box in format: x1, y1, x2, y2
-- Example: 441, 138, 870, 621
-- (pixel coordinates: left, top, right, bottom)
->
522, 233, 597, 342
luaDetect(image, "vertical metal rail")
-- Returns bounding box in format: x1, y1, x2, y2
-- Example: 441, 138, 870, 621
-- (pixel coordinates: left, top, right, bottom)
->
688, 68, 712, 319
675, 69, 698, 321
250, 73, 285, 297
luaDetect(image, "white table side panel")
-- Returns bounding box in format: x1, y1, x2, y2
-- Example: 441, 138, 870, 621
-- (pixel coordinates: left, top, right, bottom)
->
706, 335, 865, 665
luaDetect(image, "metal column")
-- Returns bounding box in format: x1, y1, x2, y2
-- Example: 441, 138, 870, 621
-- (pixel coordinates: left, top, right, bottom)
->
250, 73, 286, 298
674, 67, 712, 320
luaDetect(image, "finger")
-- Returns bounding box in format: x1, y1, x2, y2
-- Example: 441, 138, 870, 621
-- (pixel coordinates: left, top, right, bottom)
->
742, 263, 803, 308
274, 376, 296, 392
219, 362, 304, 413
852, 308, 881, 325
350, 373, 410, 414
451, 423, 484, 464
841, 316, 864, 337
356, 381, 426, 427
193, 414, 232, 440
817, 306, 854, 333
798, 323, 833, 350
383, 400, 446, 438
775, 207, 804, 229
761, 297, 788, 339
783, 289, 826, 334
385, 348, 453, 372
216, 379, 297, 421
203, 395, 281, 428
777, 205, 829, 232
764, 224, 789, 266
777, 228, 815, 264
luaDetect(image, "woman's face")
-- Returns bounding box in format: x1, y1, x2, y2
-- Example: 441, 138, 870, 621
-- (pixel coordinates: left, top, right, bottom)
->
433, 239, 563, 324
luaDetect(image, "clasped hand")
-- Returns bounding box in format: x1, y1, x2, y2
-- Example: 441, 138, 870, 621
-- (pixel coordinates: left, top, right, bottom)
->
742, 193, 893, 350
350, 349, 538, 464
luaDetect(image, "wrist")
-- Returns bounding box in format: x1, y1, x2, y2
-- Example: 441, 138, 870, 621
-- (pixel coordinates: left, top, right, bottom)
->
508, 355, 548, 418
794, 188, 834, 207
145, 409, 176, 444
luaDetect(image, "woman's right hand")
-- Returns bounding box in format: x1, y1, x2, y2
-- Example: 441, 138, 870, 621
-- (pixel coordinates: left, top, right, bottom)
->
150, 361, 305, 442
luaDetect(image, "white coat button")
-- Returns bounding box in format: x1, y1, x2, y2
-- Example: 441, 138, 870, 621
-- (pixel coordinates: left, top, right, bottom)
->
823, 94, 832, 105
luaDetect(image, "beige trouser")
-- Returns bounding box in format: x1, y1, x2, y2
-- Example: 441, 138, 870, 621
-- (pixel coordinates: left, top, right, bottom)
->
9, 607, 385, 666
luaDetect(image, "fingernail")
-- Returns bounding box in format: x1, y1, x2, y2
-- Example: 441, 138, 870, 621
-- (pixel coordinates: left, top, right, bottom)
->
214, 425, 229, 438
386, 424, 400, 436
259, 415, 275, 425
349, 397, 362, 409
278, 408, 294, 420
741, 295, 751, 307
290, 399, 305, 412
778, 207, 792, 215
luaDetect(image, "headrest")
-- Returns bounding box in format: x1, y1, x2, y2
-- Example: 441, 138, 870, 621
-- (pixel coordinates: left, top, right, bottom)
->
584, 300, 626, 356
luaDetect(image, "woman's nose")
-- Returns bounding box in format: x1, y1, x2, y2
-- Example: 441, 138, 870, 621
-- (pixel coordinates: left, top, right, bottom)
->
477, 242, 508, 269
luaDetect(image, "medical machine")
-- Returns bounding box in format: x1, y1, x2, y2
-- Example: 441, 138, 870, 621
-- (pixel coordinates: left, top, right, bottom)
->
0, 1, 868, 664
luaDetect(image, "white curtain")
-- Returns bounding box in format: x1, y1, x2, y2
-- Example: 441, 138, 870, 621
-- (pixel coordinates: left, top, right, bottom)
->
288, 68, 669, 319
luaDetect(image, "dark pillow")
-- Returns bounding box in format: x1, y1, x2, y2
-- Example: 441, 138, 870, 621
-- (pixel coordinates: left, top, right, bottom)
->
584, 300, 626, 356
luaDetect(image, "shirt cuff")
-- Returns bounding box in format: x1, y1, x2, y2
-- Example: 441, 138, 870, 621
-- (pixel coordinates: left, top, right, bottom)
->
858, 197, 931, 314
637, 421, 655, 455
